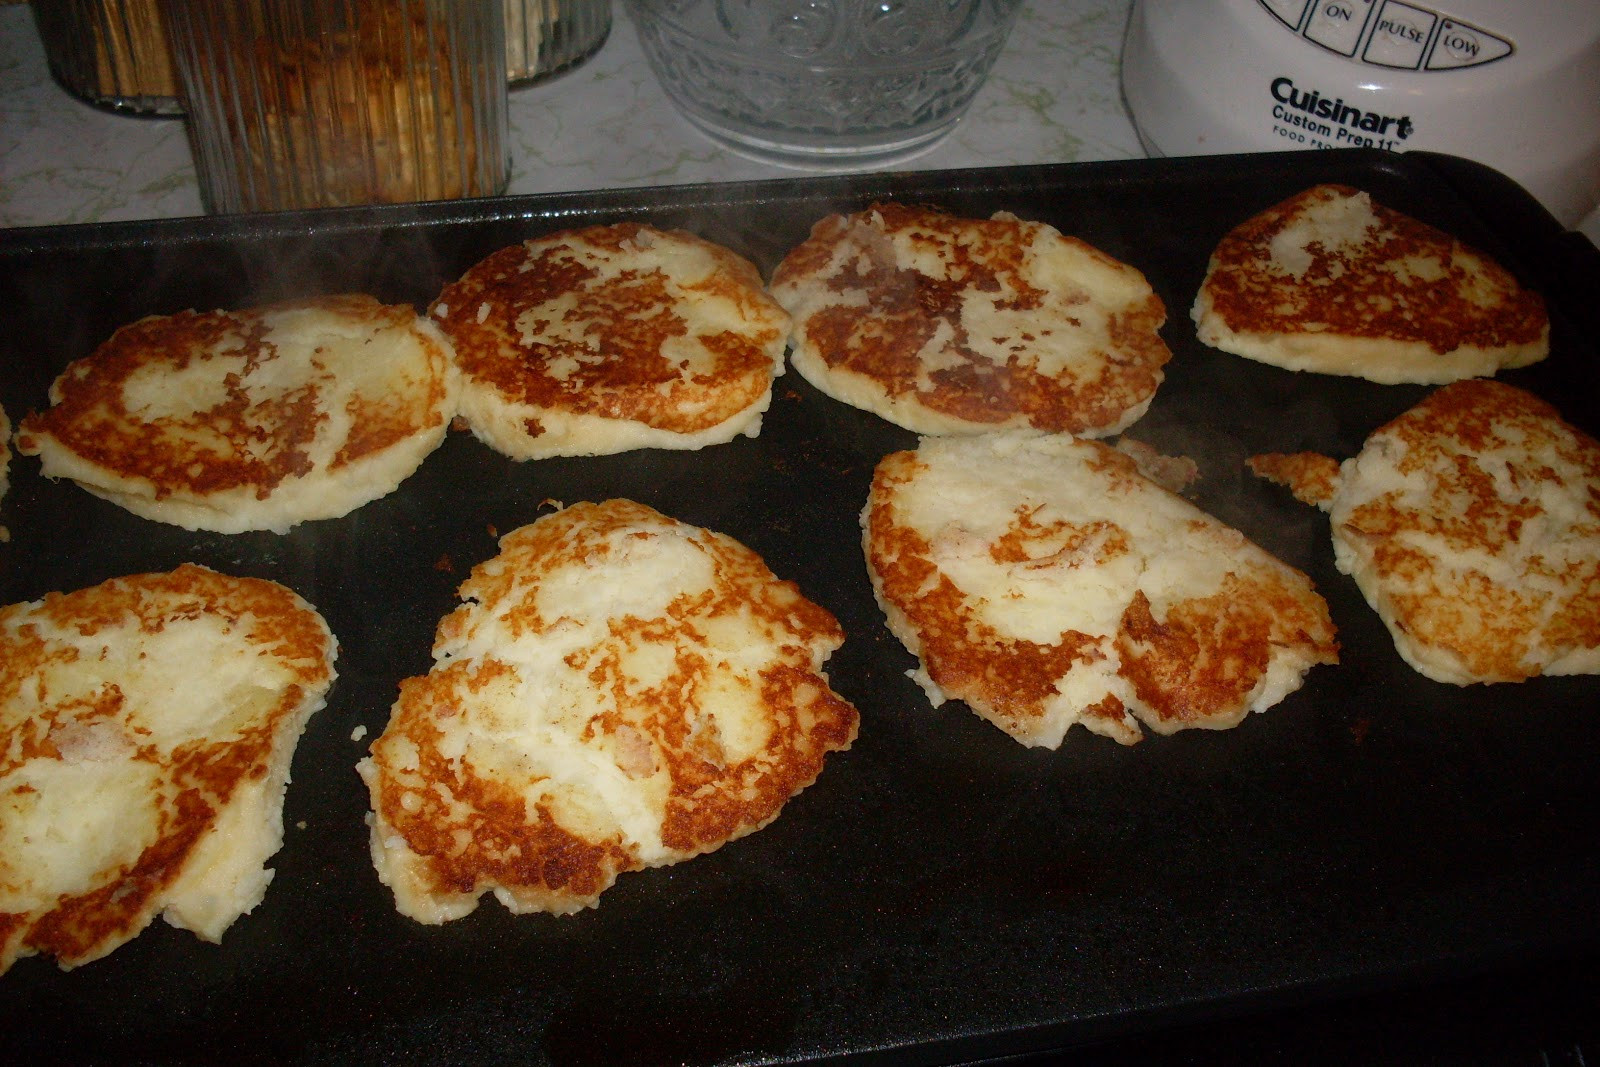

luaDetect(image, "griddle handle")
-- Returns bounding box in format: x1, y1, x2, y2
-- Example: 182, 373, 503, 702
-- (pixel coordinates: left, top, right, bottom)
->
1416, 151, 1599, 334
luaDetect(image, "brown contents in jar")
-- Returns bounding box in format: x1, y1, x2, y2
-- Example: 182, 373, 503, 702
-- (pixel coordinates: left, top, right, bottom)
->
168, 0, 506, 211
31, 0, 181, 112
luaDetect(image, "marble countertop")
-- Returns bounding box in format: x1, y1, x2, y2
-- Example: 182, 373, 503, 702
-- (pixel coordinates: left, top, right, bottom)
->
4, 0, 1595, 241
0, 0, 1143, 229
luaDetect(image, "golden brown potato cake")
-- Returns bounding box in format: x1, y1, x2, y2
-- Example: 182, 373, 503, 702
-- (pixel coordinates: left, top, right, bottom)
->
1193, 184, 1548, 383
865, 432, 1337, 748
359, 499, 858, 921
16, 295, 459, 533
430, 224, 789, 460
770, 203, 1171, 437
1251, 379, 1600, 684
0, 565, 336, 974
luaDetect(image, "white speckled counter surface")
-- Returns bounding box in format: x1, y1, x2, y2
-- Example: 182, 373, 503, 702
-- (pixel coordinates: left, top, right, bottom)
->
3, 0, 1596, 238
0, 0, 1142, 228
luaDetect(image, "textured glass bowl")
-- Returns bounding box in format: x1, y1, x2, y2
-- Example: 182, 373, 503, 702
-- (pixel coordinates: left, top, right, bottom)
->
626, 0, 1024, 167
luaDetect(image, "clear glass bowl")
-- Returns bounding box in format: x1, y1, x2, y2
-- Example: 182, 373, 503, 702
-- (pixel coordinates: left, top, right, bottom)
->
625, 0, 1024, 167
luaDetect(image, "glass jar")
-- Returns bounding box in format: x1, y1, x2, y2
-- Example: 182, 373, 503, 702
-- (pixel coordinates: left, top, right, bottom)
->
164, 0, 510, 213
30, 0, 182, 115
505, 0, 611, 85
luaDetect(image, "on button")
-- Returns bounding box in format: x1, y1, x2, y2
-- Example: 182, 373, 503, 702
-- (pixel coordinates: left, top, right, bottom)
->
1304, 0, 1377, 56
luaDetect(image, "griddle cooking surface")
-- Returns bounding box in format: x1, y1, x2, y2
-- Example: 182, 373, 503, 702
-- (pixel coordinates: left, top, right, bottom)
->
1, 150, 1597, 1065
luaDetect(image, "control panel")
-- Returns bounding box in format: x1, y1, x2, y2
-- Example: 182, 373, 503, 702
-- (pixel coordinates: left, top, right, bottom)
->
1257, 0, 1514, 70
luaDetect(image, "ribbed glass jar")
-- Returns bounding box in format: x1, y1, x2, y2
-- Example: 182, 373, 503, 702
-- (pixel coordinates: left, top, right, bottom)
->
164, 0, 509, 213
30, 0, 182, 115
505, 0, 611, 85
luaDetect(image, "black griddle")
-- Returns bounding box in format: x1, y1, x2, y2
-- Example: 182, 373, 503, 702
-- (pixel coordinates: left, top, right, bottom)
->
1, 150, 1597, 1065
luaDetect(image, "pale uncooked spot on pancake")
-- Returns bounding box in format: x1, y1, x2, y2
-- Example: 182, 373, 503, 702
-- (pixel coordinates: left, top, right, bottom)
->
430, 224, 790, 461
15, 295, 459, 534
864, 433, 1337, 748
0, 565, 336, 974
1250, 380, 1600, 684
358, 499, 858, 922
1192, 184, 1548, 384
769, 203, 1171, 437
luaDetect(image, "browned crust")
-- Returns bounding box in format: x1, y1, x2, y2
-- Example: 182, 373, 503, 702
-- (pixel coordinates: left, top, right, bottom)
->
1115, 572, 1335, 730
366, 499, 858, 912
864, 449, 1120, 738
431, 224, 783, 437
14, 295, 451, 498
773, 203, 1170, 434
0, 565, 333, 972
1201, 184, 1547, 354
1248, 451, 1343, 508
1342, 380, 1600, 682
866, 441, 1337, 744
375, 660, 637, 905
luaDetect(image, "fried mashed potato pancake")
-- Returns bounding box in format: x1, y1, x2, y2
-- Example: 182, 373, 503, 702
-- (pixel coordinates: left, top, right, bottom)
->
864, 433, 1337, 747
430, 224, 790, 460
15, 295, 459, 534
1192, 184, 1549, 384
358, 499, 858, 921
769, 203, 1172, 437
0, 565, 336, 974
1250, 380, 1600, 685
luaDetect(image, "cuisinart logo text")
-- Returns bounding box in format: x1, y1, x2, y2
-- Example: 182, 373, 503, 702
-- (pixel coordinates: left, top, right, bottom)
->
1268, 76, 1415, 150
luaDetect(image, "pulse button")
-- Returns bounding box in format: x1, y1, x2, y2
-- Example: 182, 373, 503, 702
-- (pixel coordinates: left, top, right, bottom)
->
1363, 1, 1434, 68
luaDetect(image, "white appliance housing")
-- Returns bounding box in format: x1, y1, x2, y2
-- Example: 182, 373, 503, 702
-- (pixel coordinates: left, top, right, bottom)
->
1121, 0, 1600, 227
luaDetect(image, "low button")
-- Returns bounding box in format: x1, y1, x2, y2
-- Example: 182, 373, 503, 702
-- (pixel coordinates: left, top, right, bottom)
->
1426, 18, 1514, 69
1363, 0, 1435, 68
